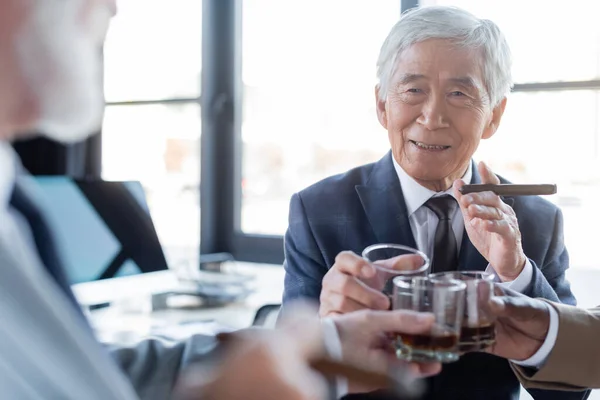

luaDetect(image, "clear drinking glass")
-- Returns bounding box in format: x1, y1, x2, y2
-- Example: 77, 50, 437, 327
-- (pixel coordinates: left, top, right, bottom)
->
429, 271, 496, 352
392, 276, 466, 363
361, 243, 430, 298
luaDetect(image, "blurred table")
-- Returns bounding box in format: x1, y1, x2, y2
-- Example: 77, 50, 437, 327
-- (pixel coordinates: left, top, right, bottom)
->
72, 262, 285, 346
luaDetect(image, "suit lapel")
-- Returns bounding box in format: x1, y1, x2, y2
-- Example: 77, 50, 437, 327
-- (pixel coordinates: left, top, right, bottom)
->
355, 152, 417, 249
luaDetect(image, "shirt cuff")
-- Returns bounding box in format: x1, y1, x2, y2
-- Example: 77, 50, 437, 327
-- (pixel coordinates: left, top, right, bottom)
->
486, 259, 533, 293
321, 318, 348, 399
511, 303, 559, 368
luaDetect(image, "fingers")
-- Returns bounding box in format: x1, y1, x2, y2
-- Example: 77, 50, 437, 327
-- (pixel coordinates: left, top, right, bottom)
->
487, 296, 549, 322
456, 162, 515, 223
468, 218, 513, 236
376, 254, 425, 271
479, 286, 526, 324
459, 190, 517, 233
478, 161, 500, 185
321, 292, 382, 315
321, 257, 390, 316
408, 361, 442, 378
461, 191, 509, 211
334, 251, 375, 278
360, 310, 435, 334
454, 179, 499, 223
465, 202, 504, 220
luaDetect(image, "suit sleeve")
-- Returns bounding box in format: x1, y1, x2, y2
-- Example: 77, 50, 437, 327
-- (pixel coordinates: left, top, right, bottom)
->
523, 208, 576, 306
282, 193, 329, 305
520, 209, 590, 398
513, 303, 600, 391
108, 335, 219, 400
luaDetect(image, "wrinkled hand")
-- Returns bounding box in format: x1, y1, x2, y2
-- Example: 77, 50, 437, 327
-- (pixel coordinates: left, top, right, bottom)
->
453, 161, 527, 281
485, 287, 551, 361
333, 309, 442, 394
319, 251, 424, 316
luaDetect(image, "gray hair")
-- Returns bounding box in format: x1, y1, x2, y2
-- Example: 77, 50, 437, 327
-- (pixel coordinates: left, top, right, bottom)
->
376, 6, 512, 107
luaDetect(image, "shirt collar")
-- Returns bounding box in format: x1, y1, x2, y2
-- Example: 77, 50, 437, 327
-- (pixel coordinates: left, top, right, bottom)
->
0, 140, 16, 212
392, 155, 472, 216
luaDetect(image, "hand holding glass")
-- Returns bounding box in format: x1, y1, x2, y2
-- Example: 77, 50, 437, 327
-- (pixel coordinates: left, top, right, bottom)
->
361, 244, 430, 299
392, 276, 466, 363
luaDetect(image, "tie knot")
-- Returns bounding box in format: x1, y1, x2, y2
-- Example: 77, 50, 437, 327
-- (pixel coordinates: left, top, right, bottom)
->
425, 195, 457, 220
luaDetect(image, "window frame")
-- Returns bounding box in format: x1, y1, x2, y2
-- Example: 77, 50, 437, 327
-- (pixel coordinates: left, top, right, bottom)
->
221, 0, 409, 264
102, 0, 600, 266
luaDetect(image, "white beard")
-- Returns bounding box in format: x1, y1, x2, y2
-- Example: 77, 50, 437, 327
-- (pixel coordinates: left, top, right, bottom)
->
16, 0, 108, 143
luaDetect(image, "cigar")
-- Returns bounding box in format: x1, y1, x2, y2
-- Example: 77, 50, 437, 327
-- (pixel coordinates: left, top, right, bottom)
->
216, 332, 423, 399
459, 184, 557, 196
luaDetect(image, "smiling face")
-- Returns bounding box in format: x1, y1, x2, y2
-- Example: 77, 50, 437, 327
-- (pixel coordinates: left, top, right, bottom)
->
376, 39, 507, 191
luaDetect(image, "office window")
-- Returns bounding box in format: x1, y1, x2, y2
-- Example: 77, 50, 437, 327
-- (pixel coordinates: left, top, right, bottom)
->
103, 0, 202, 102
477, 91, 600, 272
102, 0, 202, 263
422, 0, 600, 84
418, 0, 600, 315
241, 0, 400, 235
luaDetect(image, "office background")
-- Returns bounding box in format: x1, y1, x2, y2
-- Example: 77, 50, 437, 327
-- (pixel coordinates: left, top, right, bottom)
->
14, 0, 600, 316
11, 1, 600, 398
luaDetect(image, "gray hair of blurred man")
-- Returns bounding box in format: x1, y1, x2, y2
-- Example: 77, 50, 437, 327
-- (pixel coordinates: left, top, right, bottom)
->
376, 5, 513, 107
0, 0, 114, 142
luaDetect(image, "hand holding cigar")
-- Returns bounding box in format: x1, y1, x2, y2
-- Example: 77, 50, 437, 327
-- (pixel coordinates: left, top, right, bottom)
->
453, 162, 530, 282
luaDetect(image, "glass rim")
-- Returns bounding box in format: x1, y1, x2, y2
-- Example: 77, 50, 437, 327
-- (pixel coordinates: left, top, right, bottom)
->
361, 243, 430, 274
429, 271, 495, 282
393, 276, 466, 292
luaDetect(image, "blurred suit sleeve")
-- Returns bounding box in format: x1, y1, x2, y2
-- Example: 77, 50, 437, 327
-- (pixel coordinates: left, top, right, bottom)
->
107, 335, 220, 400
512, 302, 600, 391
109, 329, 337, 400
521, 208, 576, 306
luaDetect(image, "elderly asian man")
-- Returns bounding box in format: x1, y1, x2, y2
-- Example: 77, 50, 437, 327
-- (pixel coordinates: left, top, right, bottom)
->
282, 5, 586, 400
0, 1, 445, 399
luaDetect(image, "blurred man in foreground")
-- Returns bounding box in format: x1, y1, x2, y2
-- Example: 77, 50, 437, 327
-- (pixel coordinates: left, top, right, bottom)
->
0, 1, 440, 399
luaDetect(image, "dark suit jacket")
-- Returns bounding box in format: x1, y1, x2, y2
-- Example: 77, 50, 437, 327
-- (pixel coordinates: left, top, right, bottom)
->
282, 151, 587, 400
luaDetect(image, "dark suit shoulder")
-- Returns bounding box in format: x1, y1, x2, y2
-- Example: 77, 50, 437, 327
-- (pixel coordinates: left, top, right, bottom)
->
512, 195, 561, 244
497, 176, 563, 270
295, 161, 376, 210
513, 194, 558, 215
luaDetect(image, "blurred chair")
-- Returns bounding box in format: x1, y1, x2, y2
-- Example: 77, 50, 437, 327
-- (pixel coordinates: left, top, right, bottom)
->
32, 177, 168, 284
252, 304, 281, 328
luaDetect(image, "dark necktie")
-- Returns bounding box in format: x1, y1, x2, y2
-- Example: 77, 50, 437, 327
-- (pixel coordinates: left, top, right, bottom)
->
9, 179, 83, 314
425, 195, 459, 273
